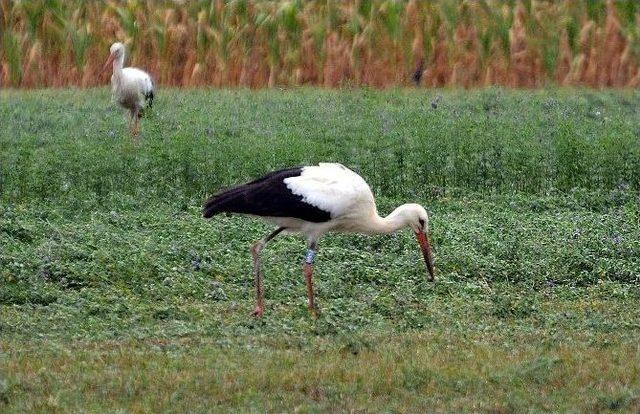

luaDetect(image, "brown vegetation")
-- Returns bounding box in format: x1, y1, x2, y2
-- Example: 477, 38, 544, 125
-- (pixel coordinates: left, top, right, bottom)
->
1, 0, 640, 88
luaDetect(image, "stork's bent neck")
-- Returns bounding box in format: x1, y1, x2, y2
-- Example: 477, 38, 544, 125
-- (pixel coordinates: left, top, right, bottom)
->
361, 206, 410, 235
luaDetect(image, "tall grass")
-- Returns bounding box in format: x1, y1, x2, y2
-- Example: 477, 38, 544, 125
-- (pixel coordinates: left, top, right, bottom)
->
2, 0, 640, 88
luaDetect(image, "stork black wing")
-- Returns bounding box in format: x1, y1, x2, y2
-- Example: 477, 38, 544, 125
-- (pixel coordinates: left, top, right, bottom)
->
202, 167, 331, 223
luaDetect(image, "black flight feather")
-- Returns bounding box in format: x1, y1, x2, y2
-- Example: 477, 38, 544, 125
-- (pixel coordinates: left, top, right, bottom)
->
202, 167, 332, 223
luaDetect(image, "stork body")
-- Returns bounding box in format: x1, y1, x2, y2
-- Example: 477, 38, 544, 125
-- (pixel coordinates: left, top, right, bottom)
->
203, 163, 435, 317
104, 42, 154, 135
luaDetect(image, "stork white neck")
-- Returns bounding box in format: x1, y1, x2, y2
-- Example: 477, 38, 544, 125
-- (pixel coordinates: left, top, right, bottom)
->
112, 53, 125, 75
360, 204, 418, 235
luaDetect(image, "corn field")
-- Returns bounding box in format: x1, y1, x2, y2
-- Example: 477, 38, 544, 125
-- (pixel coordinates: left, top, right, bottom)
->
2, 0, 640, 88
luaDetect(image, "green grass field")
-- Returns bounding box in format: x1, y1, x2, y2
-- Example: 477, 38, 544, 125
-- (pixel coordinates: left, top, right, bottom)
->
1, 88, 640, 412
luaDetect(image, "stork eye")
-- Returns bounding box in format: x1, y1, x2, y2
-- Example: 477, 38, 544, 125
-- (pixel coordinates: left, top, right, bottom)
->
418, 218, 425, 228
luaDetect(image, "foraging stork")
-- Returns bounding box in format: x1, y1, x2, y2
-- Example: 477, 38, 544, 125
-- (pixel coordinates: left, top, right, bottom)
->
202, 163, 435, 317
103, 42, 154, 135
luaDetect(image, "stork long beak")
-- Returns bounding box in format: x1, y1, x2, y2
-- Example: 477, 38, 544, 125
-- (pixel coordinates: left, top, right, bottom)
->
416, 230, 435, 281
102, 52, 115, 72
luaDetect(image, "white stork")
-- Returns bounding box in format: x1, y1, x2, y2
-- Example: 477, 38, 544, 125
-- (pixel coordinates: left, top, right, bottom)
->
103, 42, 154, 135
203, 163, 435, 317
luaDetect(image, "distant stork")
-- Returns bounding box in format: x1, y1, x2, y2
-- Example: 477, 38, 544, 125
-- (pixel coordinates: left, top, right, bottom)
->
202, 163, 435, 317
103, 42, 154, 135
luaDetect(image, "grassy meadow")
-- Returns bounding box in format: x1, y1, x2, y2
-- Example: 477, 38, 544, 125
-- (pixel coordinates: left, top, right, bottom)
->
1, 88, 640, 412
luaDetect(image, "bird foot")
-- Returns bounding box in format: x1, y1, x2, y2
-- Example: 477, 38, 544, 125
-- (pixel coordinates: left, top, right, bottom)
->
251, 306, 264, 318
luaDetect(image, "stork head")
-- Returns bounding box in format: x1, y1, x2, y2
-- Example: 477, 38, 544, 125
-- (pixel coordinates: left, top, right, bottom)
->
398, 203, 429, 233
397, 203, 435, 282
103, 42, 125, 71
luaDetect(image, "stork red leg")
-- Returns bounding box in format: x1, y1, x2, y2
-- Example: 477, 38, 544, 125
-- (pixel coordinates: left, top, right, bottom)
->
132, 108, 140, 136
250, 227, 285, 317
127, 111, 134, 131
250, 241, 264, 317
303, 242, 318, 318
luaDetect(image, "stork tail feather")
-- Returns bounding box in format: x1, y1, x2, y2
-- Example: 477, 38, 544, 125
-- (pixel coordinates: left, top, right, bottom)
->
202, 186, 244, 218
146, 90, 154, 109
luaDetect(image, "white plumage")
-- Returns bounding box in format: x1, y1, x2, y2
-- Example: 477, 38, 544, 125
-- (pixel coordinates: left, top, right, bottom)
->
112, 67, 153, 106
104, 42, 154, 135
284, 163, 374, 219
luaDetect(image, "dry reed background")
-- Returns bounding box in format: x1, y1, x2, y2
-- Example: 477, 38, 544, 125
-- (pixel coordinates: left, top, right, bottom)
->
2, 0, 640, 89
